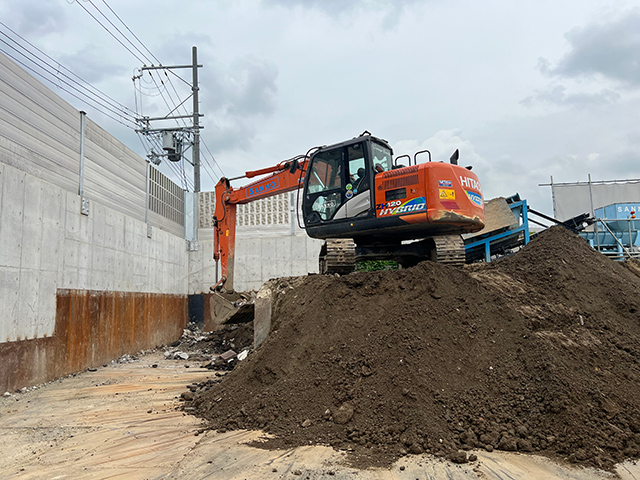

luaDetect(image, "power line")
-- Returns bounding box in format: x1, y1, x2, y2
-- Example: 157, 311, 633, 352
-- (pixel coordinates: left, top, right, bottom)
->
100, 0, 160, 64
76, 0, 225, 185
201, 139, 226, 180
85, 0, 152, 65
86, 1, 225, 182
74, 0, 146, 64
2, 9, 204, 191
0, 23, 137, 124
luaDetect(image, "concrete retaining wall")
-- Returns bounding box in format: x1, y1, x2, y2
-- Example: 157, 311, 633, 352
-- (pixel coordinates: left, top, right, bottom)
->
0, 50, 195, 392
192, 228, 323, 293
0, 162, 188, 344
0, 50, 322, 393
0, 160, 190, 392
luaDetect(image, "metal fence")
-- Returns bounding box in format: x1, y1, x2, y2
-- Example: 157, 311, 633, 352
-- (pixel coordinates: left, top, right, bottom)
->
149, 166, 185, 226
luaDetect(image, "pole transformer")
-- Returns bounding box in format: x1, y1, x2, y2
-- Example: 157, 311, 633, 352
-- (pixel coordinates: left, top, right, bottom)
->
135, 47, 203, 247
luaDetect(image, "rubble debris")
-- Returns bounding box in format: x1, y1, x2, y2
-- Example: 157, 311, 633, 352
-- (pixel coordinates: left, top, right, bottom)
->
161, 321, 255, 372
189, 227, 640, 471
447, 451, 468, 464
219, 350, 237, 362
117, 354, 137, 364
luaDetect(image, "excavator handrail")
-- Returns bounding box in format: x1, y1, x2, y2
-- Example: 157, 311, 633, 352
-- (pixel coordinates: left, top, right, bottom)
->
394, 154, 411, 168
414, 149, 432, 164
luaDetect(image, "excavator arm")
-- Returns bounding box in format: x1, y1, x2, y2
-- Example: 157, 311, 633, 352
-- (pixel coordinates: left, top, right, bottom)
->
213, 157, 308, 290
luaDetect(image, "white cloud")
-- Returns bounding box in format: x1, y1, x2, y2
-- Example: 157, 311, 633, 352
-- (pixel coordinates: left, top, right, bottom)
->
521, 85, 620, 108
547, 9, 640, 87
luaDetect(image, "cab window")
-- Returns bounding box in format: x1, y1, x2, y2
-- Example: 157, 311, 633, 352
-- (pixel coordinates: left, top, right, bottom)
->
305, 148, 344, 221
307, 148, 342, 194
347, 143, 367, 194
372, 143, 392, 173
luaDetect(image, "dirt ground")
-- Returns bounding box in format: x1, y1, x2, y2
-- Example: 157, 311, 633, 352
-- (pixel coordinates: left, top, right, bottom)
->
191, 227, 640, 473
1, 350, 639, 480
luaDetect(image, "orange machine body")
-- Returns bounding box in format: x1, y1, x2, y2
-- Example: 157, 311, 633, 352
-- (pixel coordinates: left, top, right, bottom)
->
373, 162, 484, 234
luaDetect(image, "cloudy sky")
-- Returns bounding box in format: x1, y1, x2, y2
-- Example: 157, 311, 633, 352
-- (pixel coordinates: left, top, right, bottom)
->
2, 0, 640, 215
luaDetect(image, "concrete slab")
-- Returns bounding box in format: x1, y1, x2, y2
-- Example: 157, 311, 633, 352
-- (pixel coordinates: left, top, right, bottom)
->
275, 236, 293, 277
20, 178, 43, 272
17, 268, 39, 340
64, 191, 81, 242
0, 266, 20, 342
39, 181, 64, 274
36, 270, 56, 337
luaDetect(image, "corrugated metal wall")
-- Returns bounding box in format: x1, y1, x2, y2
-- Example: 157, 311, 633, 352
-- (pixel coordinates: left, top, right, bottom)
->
0, 290, 187, 393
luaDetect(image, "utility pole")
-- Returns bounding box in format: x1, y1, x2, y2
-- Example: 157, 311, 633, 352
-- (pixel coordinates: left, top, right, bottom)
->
192, 46, 201, 193
135, 47, 203, 247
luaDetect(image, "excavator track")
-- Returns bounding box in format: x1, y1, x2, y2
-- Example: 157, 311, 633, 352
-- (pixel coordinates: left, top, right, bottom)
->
433, 235, 467, 266
319, 239, 356, 275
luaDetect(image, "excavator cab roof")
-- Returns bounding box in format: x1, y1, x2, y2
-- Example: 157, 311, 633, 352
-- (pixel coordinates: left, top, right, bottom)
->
312, 132, 393, 158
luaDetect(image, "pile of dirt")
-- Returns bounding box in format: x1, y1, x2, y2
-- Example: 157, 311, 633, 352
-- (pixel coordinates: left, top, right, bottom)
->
190, 227, 640, 471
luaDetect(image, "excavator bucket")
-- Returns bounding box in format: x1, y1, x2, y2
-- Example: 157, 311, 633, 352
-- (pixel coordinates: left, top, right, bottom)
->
209, 291, 255, 330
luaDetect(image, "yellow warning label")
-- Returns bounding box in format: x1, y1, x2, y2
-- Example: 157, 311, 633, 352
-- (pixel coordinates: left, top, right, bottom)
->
439, 189, 455, 200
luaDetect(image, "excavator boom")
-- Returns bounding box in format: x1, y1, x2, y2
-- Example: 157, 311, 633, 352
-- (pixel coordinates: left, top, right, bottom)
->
213, 158, 308, 290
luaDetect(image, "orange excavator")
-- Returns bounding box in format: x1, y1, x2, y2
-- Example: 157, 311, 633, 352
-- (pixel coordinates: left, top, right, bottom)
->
213, 132, 485, 290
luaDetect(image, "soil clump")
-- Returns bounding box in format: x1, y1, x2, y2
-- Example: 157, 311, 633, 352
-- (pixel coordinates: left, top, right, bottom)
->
190, 227, 640, 471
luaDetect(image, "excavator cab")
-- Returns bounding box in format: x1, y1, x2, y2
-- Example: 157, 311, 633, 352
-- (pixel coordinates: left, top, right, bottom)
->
303, 134, 391, 228
302, 132, 485, 270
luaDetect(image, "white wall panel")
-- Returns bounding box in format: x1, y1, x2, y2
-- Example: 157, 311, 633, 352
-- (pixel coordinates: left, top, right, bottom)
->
193, 232, 323, 293
0, 52, 184, 237
552, 180, 640, 221
0, 165, 24, 269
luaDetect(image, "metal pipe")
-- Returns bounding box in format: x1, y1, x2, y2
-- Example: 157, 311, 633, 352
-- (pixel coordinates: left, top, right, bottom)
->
598, 219, 632, 258
589, 174, 601, 252
290, 192, 296, 236
550, 175, 555, 218
78, 111, 86, 196
145, 161, 150, 224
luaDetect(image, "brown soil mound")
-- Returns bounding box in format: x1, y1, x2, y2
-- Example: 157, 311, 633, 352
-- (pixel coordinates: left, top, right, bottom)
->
191, 227, 640, 471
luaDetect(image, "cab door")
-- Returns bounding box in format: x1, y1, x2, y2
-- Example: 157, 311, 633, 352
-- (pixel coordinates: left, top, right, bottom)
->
303, 146, 345, 225
335, 142, 371, 219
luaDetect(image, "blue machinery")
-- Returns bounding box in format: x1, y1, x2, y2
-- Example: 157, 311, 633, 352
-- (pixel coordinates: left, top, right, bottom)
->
464, 194, 640, 262
464, 195, 530, 262
580, 219, 639, 260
